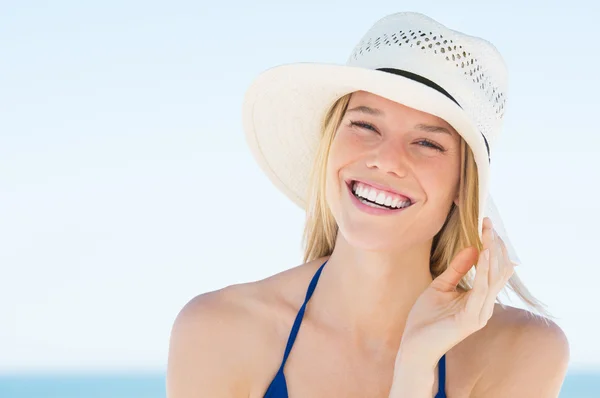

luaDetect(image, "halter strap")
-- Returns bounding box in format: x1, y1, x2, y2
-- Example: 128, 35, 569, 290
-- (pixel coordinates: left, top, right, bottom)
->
278, 260, 328, 371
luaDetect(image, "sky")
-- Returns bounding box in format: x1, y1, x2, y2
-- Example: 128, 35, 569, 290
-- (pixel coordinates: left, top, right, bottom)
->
1, 0, 599, 374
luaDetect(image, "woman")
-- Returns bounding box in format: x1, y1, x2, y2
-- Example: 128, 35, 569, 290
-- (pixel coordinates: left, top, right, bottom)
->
167, 12, 569, 397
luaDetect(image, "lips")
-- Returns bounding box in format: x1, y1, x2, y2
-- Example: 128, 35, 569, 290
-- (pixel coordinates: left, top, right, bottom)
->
345, 178, 413, 203
346, 179, 413, 215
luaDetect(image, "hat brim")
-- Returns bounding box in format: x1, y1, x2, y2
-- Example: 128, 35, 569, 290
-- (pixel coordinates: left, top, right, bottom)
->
242, 62, 492, 243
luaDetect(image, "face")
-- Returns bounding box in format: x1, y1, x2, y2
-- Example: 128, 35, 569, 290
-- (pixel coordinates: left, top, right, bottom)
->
325, 91, 462, 253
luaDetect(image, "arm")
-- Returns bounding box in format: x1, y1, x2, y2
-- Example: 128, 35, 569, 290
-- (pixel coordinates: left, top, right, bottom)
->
471, 316, 570, 397
387, 219, 509, 397
388, 345, 437, 398
166, 292, 250, 398
386, 219, 566, 397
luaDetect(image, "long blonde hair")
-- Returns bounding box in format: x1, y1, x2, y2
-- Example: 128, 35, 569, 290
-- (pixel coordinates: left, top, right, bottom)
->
301, 93, 551, 319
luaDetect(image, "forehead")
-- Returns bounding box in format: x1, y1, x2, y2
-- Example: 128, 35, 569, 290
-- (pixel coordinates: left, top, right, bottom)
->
346, 91, 457, 134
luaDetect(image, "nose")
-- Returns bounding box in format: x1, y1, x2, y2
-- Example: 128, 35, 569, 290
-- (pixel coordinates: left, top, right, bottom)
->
365, 140, 410, 178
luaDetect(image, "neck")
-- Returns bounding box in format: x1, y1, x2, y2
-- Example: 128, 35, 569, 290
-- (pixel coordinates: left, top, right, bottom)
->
310, 234, 434, 354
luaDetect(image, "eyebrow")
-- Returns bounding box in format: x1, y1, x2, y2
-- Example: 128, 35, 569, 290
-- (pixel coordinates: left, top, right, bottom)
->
413, 123, 453, 135
346, 105, 383, 116
345, 105, 453, 135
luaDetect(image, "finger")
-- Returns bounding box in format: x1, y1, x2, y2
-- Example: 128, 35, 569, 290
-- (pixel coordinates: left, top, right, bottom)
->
497, 234, 508, 259
461, 217, 493, 325
495, 234, 509, 280
434, 246, 478, 291
476, 220, 494, 272
492, 233, 515, 286
479, 270, 514, 324
464, 248, 490, 328
481, 217, 494, 256
488, 228, 500, 288
480, 232, 516, 322
480, 232, 500, 322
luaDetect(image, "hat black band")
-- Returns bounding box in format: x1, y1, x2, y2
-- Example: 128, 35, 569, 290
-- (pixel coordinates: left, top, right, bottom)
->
376, 67, 491, 163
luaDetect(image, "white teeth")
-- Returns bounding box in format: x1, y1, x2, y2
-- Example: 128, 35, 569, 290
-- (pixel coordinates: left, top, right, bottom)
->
359, 198, 388, 209
352, 181, 411, 209
367, 189, 377, 202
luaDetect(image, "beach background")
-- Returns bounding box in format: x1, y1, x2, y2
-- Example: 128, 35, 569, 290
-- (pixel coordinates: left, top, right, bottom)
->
0, 372, 598, 398
2, 0, 599, 397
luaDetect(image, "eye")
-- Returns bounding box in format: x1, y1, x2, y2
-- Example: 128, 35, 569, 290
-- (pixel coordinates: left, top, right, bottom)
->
416, 139, 445, 152
349, 120, 379, 133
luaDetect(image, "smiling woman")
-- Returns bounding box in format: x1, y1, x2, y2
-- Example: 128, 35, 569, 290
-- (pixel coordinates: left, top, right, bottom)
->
323, 92, 463, 258
166, 11, 569, 398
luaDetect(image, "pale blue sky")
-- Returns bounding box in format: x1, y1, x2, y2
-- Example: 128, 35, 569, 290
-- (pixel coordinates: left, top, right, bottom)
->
1, 0, 599, 373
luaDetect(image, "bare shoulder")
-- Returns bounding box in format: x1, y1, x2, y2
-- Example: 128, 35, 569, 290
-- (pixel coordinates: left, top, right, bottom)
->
470, 304, 570, 397
166, 260, 322, 398
166, 285, 261, 397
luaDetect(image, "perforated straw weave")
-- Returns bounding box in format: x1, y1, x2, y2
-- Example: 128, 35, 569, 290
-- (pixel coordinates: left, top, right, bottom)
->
350, 29, 507, 119
242, 12, 521, 265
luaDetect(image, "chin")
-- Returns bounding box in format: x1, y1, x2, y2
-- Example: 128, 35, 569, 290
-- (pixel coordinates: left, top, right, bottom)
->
336, 218, 420, 252
325, 177, 449, 252
334, 205, 448, 255
344, 235, 409, 253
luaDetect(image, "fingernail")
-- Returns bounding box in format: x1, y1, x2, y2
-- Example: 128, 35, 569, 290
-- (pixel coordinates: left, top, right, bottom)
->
484, 249, 490, 261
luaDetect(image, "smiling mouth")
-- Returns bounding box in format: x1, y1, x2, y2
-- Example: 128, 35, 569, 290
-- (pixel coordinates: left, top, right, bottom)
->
348, 180, 413, 210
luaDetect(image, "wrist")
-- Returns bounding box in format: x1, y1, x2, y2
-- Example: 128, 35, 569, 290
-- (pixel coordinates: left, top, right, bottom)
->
389, 365, 435, 398
389, 344, 437, 398
389, 362, 435, 398
395, 338, 438, 370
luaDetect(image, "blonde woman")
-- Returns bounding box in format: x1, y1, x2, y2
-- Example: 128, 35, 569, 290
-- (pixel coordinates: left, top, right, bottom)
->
167, 12, 569, 397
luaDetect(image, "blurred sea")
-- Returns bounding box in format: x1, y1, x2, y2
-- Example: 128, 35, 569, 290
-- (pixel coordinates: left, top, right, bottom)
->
0, 371, 598, 397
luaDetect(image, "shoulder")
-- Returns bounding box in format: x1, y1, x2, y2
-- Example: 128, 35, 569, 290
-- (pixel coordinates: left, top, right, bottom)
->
166, 260, 324, 398
470, 304, 570, 397
166, 284, 263, 397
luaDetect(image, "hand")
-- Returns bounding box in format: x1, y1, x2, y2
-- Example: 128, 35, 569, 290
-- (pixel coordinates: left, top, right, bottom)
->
396, 217, 517, 367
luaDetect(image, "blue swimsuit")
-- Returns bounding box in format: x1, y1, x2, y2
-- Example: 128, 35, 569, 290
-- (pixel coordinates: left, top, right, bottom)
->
263, 259, 447, 397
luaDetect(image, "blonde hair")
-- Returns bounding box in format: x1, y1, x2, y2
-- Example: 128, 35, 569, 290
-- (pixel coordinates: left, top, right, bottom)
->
301, 93, 552, 319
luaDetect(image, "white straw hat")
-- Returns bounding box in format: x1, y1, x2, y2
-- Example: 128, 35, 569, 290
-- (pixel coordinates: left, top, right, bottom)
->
242, 11, 521, 265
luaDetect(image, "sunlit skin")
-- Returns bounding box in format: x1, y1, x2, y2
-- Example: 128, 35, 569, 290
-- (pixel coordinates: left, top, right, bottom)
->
166, 90, 570, 398
327, 90, 462, 255
313, 90, 466, 353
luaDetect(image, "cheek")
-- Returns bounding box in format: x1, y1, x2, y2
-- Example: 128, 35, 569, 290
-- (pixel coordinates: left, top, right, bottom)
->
420, 158, 461, 202
325, 132, 363, 212
325, 138, 346, 209
326, 131, 363, 179
329, 130, 363, 161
